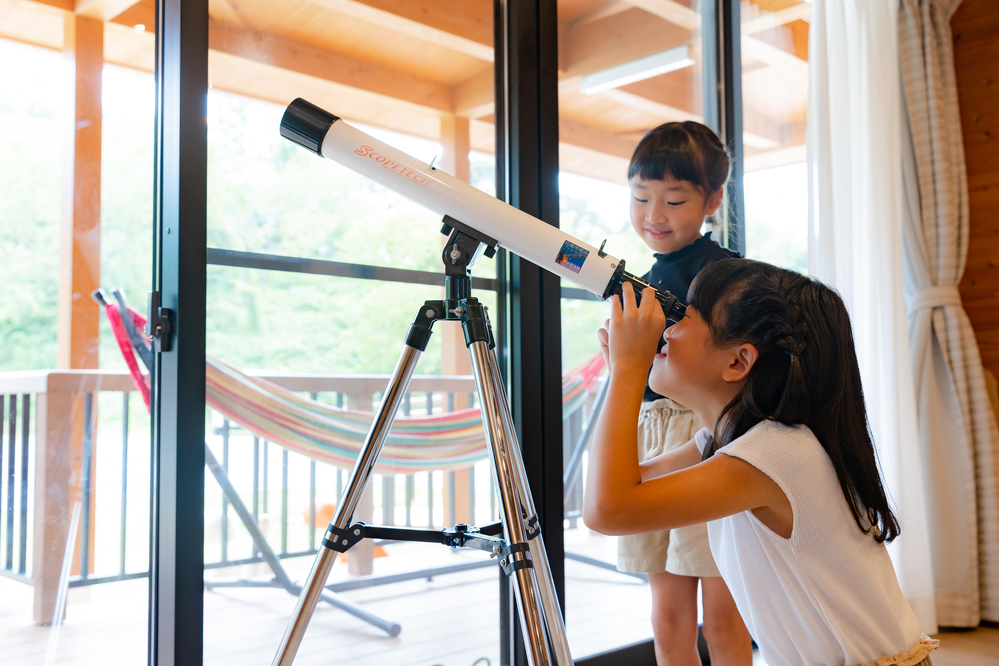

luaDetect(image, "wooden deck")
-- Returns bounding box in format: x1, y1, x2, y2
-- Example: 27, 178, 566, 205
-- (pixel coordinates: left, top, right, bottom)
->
1, 527, 657, 665
3, 524, 999, 665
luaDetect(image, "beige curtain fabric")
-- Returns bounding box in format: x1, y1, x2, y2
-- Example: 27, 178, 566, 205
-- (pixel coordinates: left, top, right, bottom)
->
899, 0, 999, 626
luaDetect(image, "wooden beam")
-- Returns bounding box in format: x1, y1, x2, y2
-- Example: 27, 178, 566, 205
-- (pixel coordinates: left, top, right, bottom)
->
744, 143, 805, 172
107, 10, 790, 158
24, 0, 74, 12
58, 11, 101, 371
303, 0, 493, 62
559, 117, 635, 160
627, 0, 810, 36
562, 7, 693, 79
208, 18, 454, 114
109, 0, 152, 31
568, 0, 630, 27
600, 87, 698, 122
618, 0, 808, 73
211, 0, 247, 27
596, 75, 783, 148
560, 141, 631, 184
742, 33, 808, 74
741, 3, 810, 35
627, 0, 699, 30
453, 66, 493, 118
10, 0, 144, 19
74, 0, 140, 21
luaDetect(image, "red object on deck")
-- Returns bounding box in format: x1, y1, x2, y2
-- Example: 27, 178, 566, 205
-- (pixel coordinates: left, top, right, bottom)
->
102, 302, 151, 410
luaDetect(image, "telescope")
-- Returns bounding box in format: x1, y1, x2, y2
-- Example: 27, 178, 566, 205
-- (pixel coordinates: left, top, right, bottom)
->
279, 98, 687, 324
271, 98, 685, 666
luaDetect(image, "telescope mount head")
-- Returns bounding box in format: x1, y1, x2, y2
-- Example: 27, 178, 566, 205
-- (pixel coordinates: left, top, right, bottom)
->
440, 215, 497, 303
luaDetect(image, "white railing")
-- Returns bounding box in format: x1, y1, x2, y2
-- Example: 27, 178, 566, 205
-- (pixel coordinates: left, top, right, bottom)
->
0, 369, 507, 625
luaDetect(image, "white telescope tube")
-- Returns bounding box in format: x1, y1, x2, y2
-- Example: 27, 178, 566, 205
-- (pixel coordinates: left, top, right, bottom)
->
279, 98, 686, 321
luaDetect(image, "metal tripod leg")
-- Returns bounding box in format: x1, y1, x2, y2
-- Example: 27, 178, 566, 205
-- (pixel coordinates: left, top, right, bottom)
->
203, 445, 401, 636
468, 340, 557, 666
270, 282, 569, 665
271, 344, 422, 666
483, 347, 574, 666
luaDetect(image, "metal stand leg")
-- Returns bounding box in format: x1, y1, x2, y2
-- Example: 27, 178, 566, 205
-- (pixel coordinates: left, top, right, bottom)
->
203, 445, 401, 636
272, 343, 423, 665
483, 345, 574, 665
469, 340, 555, 666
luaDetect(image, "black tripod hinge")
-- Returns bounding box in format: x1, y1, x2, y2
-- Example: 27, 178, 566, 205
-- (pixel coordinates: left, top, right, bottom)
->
322, 523, 366, 553
406, 301, 443, 351
460, 301, 491, 347
499, 543, 533, 576
524, 515, 541, 540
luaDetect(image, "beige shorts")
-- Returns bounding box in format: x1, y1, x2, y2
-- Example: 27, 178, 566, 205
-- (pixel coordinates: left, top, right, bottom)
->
616, 398, 720, 577
859, 634, 938, 666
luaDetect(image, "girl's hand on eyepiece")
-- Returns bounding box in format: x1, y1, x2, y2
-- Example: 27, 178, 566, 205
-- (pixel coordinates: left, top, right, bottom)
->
605, 286, 666, 376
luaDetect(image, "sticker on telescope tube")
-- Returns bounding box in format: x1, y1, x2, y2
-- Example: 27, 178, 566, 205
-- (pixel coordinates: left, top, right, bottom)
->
555, 241, 589, 274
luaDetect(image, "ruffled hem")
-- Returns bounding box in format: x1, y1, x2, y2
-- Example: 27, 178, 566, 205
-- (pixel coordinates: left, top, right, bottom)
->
859, 634, 940, 666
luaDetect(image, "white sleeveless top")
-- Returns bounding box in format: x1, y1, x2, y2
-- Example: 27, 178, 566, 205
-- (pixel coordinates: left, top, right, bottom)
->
695, 421, 922, 666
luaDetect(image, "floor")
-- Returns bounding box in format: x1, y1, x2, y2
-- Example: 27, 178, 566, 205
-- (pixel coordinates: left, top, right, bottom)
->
1, 527, 655, 665
2, 525, 997, 665
750, 627, 999, 666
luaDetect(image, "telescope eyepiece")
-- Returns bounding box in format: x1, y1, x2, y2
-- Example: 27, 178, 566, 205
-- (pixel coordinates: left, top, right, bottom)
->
615, 271, 688, 325
280, 98, 340, 155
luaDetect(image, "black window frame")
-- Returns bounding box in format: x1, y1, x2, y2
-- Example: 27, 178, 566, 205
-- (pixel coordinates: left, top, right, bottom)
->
149, 0, 745, 663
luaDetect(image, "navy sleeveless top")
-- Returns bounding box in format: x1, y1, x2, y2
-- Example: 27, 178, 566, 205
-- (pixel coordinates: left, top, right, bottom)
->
643, 232, 740, 402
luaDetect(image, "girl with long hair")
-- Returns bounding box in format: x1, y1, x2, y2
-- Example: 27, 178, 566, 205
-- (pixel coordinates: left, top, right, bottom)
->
585, 259, 938, 666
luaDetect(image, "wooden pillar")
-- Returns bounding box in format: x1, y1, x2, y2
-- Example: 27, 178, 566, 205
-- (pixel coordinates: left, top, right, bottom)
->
440, 115, 474, 525
32, 384, 74, 625
57, 13, 102, 586
440, 115, 471, 183
58, 13, 103, 371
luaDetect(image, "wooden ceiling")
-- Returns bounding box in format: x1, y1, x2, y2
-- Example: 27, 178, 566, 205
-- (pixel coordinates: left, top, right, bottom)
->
1, 0, 809, 182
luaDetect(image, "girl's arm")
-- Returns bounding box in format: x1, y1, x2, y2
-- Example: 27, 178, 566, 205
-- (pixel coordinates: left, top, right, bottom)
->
582, 286, 791, 537
588, 449, 791, 536
639, 439, 702, 481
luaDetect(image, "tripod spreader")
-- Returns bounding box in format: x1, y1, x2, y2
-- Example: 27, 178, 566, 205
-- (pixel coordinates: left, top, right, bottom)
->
321, 521, 534, 576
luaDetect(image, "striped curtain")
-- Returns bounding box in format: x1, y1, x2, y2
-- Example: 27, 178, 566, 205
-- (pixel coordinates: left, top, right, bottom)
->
807, 0, 939, 634
900, 0, 999, 626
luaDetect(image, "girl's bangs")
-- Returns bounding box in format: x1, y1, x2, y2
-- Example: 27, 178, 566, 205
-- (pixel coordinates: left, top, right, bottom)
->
632, 157, 702, 187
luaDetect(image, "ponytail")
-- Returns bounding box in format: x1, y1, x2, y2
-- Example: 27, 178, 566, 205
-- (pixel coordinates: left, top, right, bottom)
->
773, 303, 809, 425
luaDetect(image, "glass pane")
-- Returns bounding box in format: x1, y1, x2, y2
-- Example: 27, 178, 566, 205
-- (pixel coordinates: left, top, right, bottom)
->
0, 6, 155, 663
557, 0, 709, 658
203, 1, 498, 663
741, 0, 810, 273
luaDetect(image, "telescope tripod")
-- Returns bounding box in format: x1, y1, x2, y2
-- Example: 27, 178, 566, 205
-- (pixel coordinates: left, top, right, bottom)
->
271, 222, 573, 666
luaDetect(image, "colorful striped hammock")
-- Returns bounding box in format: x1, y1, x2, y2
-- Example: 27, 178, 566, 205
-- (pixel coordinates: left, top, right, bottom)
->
205, 353, 605, 474
101, 298, 606, 474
